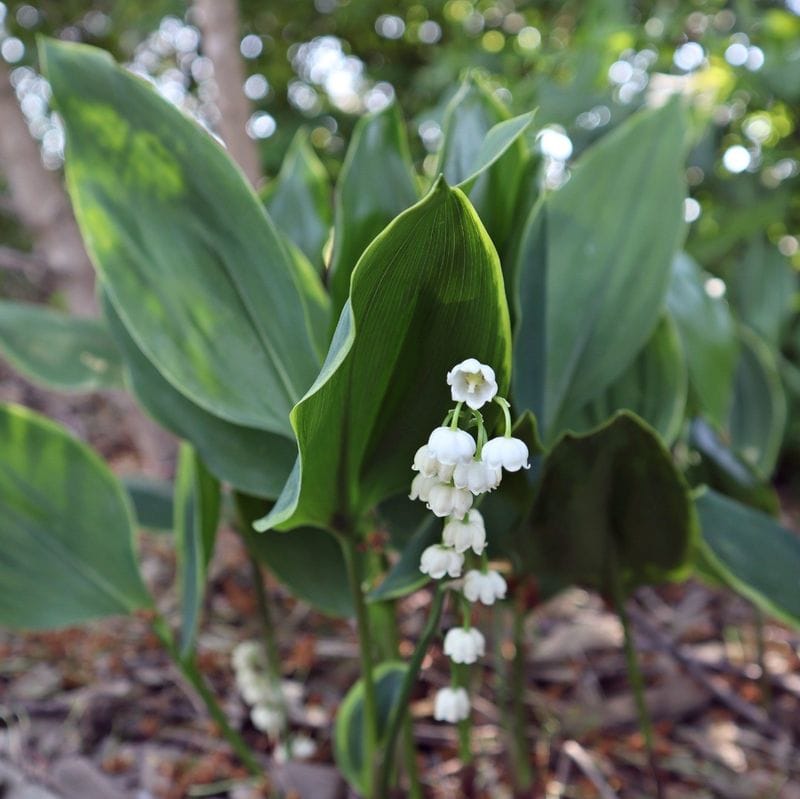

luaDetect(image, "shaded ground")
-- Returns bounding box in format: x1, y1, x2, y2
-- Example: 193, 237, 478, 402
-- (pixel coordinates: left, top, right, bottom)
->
2, 364, 800, 798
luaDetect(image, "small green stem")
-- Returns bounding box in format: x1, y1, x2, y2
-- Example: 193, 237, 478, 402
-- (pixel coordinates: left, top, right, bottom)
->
494, 396, 512, 437
450, 401, 464, 430
377, 586, 447, 797
151, 615, 262, 777
341, 536, 378, 799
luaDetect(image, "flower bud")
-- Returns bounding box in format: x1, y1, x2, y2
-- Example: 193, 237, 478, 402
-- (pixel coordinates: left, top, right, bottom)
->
433, 686, 470, 723
443, 627, 486, 664
463, 569, 508, 605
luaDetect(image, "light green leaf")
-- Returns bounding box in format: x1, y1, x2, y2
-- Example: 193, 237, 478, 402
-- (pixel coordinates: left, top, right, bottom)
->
123, 476, 174, 531
728, 326, 786, 479
438, 74, 531, 251
43, 39, 320, 435
667, 253, 739, 429
334, 661, 407, 795
256, 178, 512, 534
530, 411, 697, 594
558, 314, 687, 445
695, 488, 800, 628
515, 102, 687, 443
0, 300, 123, 391
263, 128, 331, 271
0, 403, 151, 630
328, 102, 418, 316
236, 493, 353, 617
175, 444, 220, 654
104, 295, 296, 499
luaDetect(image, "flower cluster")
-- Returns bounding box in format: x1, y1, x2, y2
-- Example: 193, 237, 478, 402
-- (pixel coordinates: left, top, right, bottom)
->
409, 358, 529, 725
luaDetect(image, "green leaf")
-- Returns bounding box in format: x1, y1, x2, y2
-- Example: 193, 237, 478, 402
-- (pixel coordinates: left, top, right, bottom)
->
328, 102, 418, 316
256, 178, 512, 533
695, 488, 800, 628
104, 295, 296, 499
514, 102, 687, 443
334, 661, 407, 795
42, 39, 320, 435
175, 444, 220, 654
530, 411, 697, 594
438, 74, 531, 251
0, 300, 124, 391
123, 476, 174, 531
236, 493, 353, 617
0, 403, 151, 630
667, 253, 739, 429
263, 128, 331, 271
729, 237, 796, 347
728, 326, 787, 479
558, 314, 687, 445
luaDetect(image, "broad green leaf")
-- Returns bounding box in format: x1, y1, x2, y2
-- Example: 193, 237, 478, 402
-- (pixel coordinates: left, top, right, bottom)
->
123, 476, 174, 531
695, 488, 800, 628
236, 493, 353, 617
558, 314, 687, 445
104, 296, 296, 499
43, 39, 320, 435
667, 253, 739, 429
334, 661, 407, 795
0, 300, 123, 391
263, 128, 331, 271
530, 411, 696, 594
514, 102, 687, 443
729, 237, 796, 347
286, 241, 331, 362
328, 102, 418, 316
175, 444, 220, 654
0, 403, 151, 629
728, 326, 786, 479
256, 179, 512, 533
438, 74, 530, 251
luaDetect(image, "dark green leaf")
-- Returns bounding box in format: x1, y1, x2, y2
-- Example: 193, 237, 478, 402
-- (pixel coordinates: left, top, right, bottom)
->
175, 444, 220, 654
256, 178, 511, 533
334, 661, 407, 795
558, 314, 687, 445
530, 411, 696, 594
695, 488, 800, 628
328, 102, 418, 316
0, 300, 123, 391
514, 102, 687, 443
123, 476, 174, 531
0, 403, 151, 629
667, 253, 739, 429
43, 39, 320, 434
263, 127, 331, 271
104, 296, 296, 499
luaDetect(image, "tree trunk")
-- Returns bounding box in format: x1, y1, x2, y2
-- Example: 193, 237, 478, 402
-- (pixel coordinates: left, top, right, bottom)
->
194, 0, 263, 187
0, 61, 96, 316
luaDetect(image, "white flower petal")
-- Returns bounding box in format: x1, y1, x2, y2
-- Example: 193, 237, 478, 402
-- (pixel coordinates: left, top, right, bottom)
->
446, 359, 498, 410
427, 426, 476, 465
481, 436, 530, 471
433, 686, 470, 723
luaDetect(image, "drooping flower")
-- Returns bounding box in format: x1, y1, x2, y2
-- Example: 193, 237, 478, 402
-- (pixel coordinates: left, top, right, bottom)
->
427, 483, 473, 519
433, 686, 470, 723
275, 734, 318, 763
236, 670, 273, 706
443, 627, 486, 664
447, 358, 498, 410
452, 459, 502, 495
412, 445, 456, 482
427, 426, 476, 465
481, 436, 530, 472
251, 703, 283, 736
463, 569, 508, 605
420, 544, 465, 579
409, 473, 440, 503
442, 509, 486, 555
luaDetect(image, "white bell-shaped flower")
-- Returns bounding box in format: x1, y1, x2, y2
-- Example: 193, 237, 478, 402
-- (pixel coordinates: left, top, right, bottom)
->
443, 626, 486, 664
412, 445, 455, 482
481, 436, 530, 472
419, 544, 464, 579
427, 483, 473, 519
463, 569, 508, 605
236, 670, 273, 706
409, 473, 440, 503
442, 509, 486, 555
433, 686, 470, 723
275, 734, 317, 764
427, 426, 476, 465
232, 640, 265, 673
447, 358, 498, 410
250, 703, 283, 736
453, 459, 502, 495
